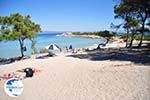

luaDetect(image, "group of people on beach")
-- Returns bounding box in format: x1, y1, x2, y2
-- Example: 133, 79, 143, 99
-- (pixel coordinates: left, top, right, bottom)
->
64, 44, 105, 54
65, 45, 73, 52
64, 45, 86, 53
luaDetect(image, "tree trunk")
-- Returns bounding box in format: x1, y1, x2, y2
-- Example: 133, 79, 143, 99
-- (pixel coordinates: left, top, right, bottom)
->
19, 39, 24, 58
126, 28, 129, 48
138, 21, 145, 47
138, 31, 144, 47
30, 38, 37, 54
129, 32, 134, 47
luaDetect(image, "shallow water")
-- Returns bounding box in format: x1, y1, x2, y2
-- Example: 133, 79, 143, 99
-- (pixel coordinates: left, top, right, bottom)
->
0, 32, 105, 58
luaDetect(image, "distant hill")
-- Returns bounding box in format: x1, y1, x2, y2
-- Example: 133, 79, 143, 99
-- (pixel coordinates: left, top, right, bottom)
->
37, 31, 66, 34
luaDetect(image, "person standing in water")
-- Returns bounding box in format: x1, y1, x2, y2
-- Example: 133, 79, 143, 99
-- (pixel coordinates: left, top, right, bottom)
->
69, 45, 73, 52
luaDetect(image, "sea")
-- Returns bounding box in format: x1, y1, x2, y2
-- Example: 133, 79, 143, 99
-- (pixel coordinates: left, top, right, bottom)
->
0, 32, 105, 58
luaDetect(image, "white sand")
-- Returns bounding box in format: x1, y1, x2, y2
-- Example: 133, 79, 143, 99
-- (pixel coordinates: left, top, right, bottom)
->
0, 42, 150, 100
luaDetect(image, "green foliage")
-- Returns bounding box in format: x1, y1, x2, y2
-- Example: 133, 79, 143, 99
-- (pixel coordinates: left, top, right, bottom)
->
0, 13, 41, 57
114, 34, 150, 41
114, 0, 150, 47
0, 13, 41, 41
72, 30, 114, 39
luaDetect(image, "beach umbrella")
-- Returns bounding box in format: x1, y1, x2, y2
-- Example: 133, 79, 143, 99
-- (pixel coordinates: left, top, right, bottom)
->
45, 44, 61, 54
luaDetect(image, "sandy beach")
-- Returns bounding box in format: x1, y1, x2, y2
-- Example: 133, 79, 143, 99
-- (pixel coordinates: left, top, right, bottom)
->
1, 0, 150, 99
0, 42, 150, 100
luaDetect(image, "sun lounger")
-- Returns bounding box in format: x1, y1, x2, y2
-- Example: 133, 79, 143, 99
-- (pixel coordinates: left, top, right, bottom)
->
36, 56, 46, 59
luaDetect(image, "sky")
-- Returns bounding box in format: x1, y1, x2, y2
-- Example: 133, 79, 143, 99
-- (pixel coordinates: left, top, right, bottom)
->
0, 0, 120, 32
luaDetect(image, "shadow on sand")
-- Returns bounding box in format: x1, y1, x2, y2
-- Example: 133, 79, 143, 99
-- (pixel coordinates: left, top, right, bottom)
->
0, 56, 30, 65
67, 45, 150, 65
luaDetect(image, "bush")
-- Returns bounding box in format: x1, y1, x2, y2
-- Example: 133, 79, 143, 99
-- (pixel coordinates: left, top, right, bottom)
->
39, 48, 48, 53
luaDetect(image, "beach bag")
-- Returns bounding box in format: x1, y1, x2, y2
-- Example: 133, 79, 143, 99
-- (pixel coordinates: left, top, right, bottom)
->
23, 46, 27, 51
24, 68, 34, 77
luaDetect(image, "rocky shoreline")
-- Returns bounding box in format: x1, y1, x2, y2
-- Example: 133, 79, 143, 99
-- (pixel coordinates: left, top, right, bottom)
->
58, 32, 105, 39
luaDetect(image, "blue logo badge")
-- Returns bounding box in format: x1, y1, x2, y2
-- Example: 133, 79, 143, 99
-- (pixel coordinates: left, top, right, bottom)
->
4, 78, 23, 97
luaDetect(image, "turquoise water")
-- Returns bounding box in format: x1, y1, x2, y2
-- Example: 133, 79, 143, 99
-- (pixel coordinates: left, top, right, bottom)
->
0, 32, 105, 58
